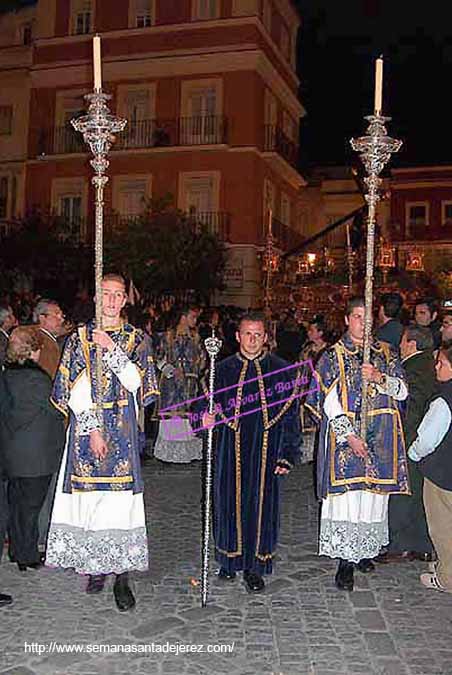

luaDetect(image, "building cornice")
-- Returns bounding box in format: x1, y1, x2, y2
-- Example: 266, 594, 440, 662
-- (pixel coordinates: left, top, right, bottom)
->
392, 166, 452, 174
33, 16, 299, 89
391, 181, 452, 190
31, 48, 304, 119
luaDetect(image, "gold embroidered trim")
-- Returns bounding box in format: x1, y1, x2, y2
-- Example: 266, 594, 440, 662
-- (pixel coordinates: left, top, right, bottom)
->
255, 360, 269, 429
266, 367, 302, 430
70, 475, 133, 483
50, 397, 68, 418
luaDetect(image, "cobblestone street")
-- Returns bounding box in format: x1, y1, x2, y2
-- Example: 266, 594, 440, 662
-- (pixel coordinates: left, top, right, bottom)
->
1, 460, 452, 675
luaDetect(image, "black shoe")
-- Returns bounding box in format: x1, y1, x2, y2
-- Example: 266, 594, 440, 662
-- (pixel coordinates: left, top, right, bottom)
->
113, 574, 136, 612
335, 559, 354, 591
86, 574, 106, 594
217, 568, 236, 581
16, 562, 42, 572
243, 570, 265, 593
0, 593, 12, 607
357, 558, 375, 573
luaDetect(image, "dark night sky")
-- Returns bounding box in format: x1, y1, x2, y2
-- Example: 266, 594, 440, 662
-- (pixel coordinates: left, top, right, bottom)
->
296, 0, 452, 168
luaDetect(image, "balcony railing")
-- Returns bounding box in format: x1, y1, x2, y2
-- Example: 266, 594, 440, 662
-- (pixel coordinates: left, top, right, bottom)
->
186, 211, 230, 240
104, 210, 231, 241
264, 125, 298, 168
260, 216, 304, 251
33, 116, 228, 156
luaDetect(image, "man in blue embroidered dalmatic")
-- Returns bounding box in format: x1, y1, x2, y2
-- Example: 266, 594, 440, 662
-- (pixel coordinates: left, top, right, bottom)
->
306, 297, 409, 591
201, 312, 303, 593
45, 274, 159, 612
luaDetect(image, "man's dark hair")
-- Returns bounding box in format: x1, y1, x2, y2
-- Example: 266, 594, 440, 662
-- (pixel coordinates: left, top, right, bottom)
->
309, 314, 327, 335
238, 311, 268, 332
346, 296, 365, 317
440, 340, 452, 368
415, 297, 438, 316
380, 292, 403, 319
403, 325, 434, 352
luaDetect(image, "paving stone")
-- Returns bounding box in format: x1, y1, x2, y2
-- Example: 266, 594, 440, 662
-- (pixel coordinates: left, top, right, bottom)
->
131, 616, 186, 638
349, 591, 378, 608
354, 610, 387, 631
364, 632, 397, 656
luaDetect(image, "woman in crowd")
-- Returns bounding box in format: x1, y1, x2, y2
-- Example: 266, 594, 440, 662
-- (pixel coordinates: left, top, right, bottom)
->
408, 341, 452, 593
153, 307, 204, 463
0, 327, 65, 570
299, 315, 330, 464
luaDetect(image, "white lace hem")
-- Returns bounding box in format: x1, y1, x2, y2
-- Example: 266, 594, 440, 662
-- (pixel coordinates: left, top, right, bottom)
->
45, 524, 148, 575
319, 518, 389, 563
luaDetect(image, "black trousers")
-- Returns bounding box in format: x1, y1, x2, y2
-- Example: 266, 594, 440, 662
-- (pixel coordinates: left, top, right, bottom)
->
8, 475, 52, 564
388, 458, 433, 555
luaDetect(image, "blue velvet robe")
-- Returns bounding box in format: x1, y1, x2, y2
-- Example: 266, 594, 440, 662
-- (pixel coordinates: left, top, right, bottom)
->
51, 321, 159, 494
306, 333, 409, 500
203, 352, 303, 575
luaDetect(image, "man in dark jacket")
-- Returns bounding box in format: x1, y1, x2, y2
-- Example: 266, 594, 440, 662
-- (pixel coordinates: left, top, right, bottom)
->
376, 293, 404, 350
379, 325, 437, 563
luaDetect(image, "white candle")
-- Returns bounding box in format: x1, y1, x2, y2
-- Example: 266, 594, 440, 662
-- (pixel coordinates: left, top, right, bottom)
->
268, 208, 273, 235
93, 35, 102, 91
374, 56, 383, 115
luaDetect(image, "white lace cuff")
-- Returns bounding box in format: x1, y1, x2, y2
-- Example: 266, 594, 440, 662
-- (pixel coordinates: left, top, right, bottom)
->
103, 344, 130, 375
330, 414, 355, 444
76, 409, 101, 435
376, 375, 403, 398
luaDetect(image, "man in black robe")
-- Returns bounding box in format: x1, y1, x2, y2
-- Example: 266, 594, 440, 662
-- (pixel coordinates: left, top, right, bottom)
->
201, 312, 303, 593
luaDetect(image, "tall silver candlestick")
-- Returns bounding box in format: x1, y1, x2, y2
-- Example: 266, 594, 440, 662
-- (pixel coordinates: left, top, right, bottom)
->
350, 114, 402, 439
72, 92, 127, 410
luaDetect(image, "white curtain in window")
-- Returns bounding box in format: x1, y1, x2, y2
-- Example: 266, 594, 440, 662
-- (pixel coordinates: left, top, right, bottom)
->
118, 180, 147, 217
186, 177, 215, 216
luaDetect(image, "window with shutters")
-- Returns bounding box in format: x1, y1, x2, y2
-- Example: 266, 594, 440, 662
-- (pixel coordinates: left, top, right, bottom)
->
180, 79, 222, 144
405, 202, 429, 236
55, 92, 86, 153
179, 171, 220, 226
129, 0, 154, 28
71, 0, 93, 35
113, 175, 152, 221
0, 106, 13, 136
52, 178, 88, 240
192, 0, 220, 21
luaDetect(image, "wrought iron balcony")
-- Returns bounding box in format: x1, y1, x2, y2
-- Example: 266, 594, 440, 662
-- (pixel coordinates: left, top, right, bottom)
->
264, 125, 298, 168
33, 116, 228, 156
103, 210, 230, 241
185, 211, 230, 240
